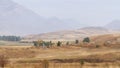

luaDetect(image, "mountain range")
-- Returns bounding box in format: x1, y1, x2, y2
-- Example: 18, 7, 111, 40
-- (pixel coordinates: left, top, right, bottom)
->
23, 20, 120, 41
23, 27, 120, 41
0, 0, 120, 41
105, 20, 120, 30
0, 0, 85, 35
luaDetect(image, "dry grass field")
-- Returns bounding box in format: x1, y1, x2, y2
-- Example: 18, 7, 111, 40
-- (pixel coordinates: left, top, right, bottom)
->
0, 45, 119, 68
0, 34, 119, 68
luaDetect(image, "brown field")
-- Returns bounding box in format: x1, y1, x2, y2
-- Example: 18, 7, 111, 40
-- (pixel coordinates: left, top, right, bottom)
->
0, 45, 119, 68
0, 34, 119, 68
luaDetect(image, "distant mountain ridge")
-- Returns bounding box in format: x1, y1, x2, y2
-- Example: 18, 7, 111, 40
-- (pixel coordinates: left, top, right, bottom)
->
0, 0, 84, 35
105, 20, 120, 30
0, 0, 120, 38
23, 27, 117, 41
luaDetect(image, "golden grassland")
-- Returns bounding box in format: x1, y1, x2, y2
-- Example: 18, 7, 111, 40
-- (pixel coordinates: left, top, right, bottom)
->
5, 62, 120, 68
0, 34, 119, 68
0, 45, 119, 68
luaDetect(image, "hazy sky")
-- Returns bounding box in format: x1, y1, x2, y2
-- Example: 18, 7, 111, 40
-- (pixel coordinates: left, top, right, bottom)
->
12, 0, 120, 26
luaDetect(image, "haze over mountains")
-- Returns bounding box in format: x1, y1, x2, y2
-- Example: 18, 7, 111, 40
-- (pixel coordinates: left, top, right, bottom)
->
105, 20, 120, 30
23, 21, 120, 41
0, 0, 120, 37
23, 27, 120, 41
0, 0, 85, 35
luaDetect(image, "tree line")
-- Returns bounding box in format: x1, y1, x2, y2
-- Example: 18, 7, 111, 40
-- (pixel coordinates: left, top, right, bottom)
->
33, 37, 90, 47
0, 36, 21, 41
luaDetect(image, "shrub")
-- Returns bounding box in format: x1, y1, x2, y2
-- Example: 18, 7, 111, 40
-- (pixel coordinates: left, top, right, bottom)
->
66, 42, 69, 45
75, 40, 79, 44
57, 41, 62, 47
33, 41, 38, 47
49, 41, 53, 46
96, 45, 100, 48
83, 37, 90, 43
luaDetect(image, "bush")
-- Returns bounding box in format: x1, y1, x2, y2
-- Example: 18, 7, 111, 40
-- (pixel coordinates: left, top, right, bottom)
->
33, 41, 38, 47
75, 40, 79, 44
33, 40, 54, 48
96, 45, 100, 48
83, 37, 90, 43
57, 41, 62, 47
33, 40, 44, 47
49, 41, 53, 46
66, 42, 69, 45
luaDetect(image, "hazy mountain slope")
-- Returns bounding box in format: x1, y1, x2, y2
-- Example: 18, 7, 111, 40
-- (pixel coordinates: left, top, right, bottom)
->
24, 27, 115, 41
105, 20, 120, 30
0, 0, 46, 35
0, 0, 84, 35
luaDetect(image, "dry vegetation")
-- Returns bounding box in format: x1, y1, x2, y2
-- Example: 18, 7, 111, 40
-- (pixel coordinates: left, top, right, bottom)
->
0, 34, 119, 68
0, 45, 119, 68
